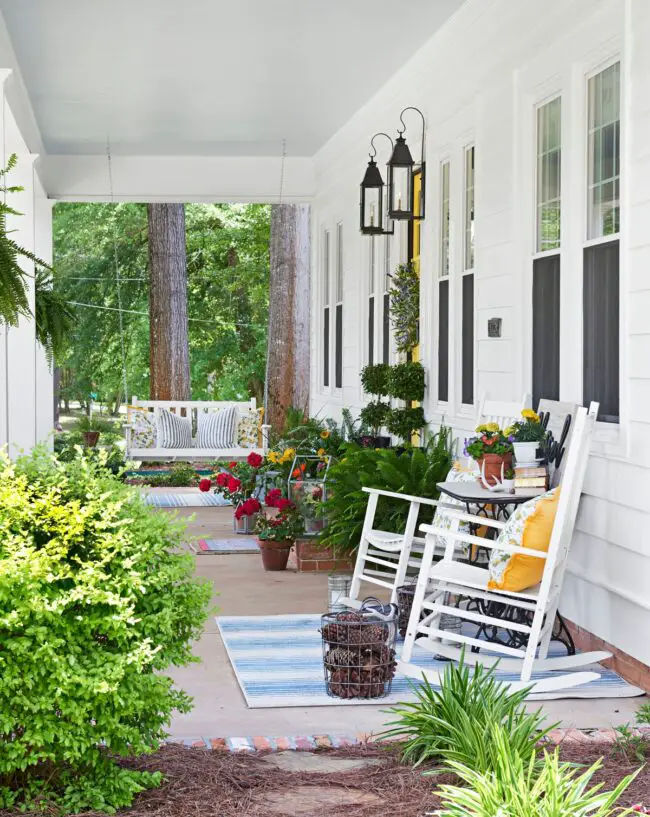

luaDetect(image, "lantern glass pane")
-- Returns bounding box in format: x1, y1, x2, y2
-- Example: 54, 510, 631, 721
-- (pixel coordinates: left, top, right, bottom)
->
391, 166, 412, 216
364, 186, 382, 230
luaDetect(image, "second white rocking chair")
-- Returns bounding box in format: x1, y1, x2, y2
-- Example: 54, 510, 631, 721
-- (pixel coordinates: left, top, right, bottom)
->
398, 402, 616, 695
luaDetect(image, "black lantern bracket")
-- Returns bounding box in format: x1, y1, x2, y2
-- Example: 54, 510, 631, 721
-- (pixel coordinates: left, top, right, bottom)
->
359, 132, 395, 236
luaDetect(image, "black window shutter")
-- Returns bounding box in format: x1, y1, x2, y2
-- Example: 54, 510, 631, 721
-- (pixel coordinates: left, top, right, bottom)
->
382, 293, 390, 364
461, 274, 474, 405
335, 304, 343, 389
323, 307, 330, 388
532, 255, 560, 406
583, 240, 619, 423
368, 296, 374, 366
438, 280, 449, 402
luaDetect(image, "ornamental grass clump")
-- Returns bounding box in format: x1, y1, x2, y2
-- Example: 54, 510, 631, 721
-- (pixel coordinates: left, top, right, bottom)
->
0, 448, 211, 814
382, 657, 555, 772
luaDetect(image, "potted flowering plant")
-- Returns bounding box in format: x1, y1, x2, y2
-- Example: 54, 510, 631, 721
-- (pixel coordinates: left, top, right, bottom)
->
505, 409, 548, 465
465, 423, 514, 487
255, 491, 305, 571
212, 451, 267, 534
288, 453, 331, 534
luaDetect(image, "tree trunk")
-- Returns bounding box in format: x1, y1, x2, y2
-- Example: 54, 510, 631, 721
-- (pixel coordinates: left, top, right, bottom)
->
53, 366, 60, 424
148, 204, 191, 400
266, 204, 310, 433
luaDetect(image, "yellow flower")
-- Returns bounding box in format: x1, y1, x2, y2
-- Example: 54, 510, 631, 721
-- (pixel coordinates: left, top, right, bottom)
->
268, 451, 279, 464
503, 425, 515, 438
522, 409, 540, 423
320, 430, 330, 440
475, 424, 488, 433
484, 422, 500, 434
317, 448, 326, 457
281, 448, 296, 463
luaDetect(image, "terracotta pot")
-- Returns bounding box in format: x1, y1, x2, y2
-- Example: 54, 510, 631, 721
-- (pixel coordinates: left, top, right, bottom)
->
258, 539, 293, 571
82, 431, 100, 447
477, 453, 513, 487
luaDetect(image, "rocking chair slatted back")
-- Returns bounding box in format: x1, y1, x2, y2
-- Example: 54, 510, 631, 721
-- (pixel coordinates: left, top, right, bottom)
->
476, 392, 532, 429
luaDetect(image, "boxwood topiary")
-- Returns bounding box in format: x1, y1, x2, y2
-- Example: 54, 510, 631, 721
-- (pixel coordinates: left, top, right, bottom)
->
359, 400, 390, 435
388, 361, 426, 402
387, 406, 427, 442
360, 363, 391, 397
0, 448, 212, 814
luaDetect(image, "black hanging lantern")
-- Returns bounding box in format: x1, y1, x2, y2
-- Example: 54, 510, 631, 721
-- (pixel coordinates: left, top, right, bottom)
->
388, 107, 426, 222
359, 133, 395, 236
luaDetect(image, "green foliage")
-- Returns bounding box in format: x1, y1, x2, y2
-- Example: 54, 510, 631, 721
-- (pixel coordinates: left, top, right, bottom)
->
53, 202, 270, 410
0, 448, 211, 813
612, 723, 647, 763
54, 433, 125, 474
383, 658, 554, 771
340, 407, 369, 444
359, 400, 390, 435
388, 361, 426, 402
319, 431, 454, 556
389, 261, 419, 354
75, 414, 117, 434
35, 267, 76, 364
386, 406, 426, 442
636, 702, 650, 725
360, 363, 391, 397
435, 731, 638, 817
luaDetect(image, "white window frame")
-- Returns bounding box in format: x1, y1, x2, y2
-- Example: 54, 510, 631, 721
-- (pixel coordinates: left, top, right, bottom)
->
460, 144, 476, 411
535, 95, 562, 257
436, 158, 452, 412
334, 221, 344, 392
321, 228, 331, 393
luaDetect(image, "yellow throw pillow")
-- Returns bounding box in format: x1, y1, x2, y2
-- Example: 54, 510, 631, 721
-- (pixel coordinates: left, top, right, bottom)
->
487, 488, 560, 593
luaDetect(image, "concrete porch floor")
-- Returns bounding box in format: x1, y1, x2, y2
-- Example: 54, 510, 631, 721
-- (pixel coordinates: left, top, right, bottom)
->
149, 489, 645, 739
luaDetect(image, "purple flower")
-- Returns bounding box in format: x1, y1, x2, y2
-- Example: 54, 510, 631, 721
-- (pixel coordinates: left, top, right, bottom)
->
463, 438, 469, 457
508, 435, 515, 442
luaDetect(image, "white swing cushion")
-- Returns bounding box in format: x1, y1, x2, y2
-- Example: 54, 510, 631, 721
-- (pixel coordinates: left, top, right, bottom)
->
156, 408, 193, 449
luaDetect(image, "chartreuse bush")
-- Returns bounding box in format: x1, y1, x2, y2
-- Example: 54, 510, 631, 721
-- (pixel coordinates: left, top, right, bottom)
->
0, 448, 211, 814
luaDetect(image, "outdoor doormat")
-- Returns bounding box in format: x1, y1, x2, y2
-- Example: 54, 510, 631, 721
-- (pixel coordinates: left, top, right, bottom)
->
143, 493, 231, 508
191, 538, 260, 554
216, 613, 643, 708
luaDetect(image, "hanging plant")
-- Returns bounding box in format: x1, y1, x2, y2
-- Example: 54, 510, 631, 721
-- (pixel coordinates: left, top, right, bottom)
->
389, 261, 419, 354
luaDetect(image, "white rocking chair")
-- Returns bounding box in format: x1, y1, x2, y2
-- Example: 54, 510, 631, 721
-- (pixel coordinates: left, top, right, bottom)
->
339, 488, 459, 610
398, 402, 614, 695
476, 392, 532, 428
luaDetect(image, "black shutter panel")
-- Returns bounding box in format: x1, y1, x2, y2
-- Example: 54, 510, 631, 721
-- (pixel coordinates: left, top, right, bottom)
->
323, 308, 329, 388
532, 255, 560, 406
438, 280, 449, 402
583, 240, 619, 423
382, 293, 390, 364
368, 296, 374, 366
461, 274, 474, 405
335, 304, 343, 389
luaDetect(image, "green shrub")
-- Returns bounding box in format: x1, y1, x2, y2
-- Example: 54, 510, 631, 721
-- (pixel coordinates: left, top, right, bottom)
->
319, 429, 453, 557
382, 658, 555, 771
359, 400, 390, 435
166, 461, 200, 487
360, 363, 391, 397
0, 448, 211, 813
387, 361, 426, 402
387, 406, 426, 442
74, 414, 119, 436
436, 729, 638, 817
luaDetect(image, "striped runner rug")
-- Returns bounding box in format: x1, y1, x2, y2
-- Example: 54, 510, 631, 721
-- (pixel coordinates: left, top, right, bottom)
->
143, 493, 231, 508
192, 538, 260, 554
217, 613, 643, 708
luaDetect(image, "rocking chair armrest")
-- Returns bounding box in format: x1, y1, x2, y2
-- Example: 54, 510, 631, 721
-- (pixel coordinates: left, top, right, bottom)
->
362, 487, 443, 508
423, 525, 548, 559
420, 509, 506, 531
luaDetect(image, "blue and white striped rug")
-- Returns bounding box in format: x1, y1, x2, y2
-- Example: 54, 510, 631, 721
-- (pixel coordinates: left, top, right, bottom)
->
143, 493, 231, 508
217, 613, 643, 708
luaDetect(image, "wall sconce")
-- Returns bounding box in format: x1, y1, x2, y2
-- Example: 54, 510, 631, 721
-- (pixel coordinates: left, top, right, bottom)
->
387, 106, 426, 221
359, 132, 395, 236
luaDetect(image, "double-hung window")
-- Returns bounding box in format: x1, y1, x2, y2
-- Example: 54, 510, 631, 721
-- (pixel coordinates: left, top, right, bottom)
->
367, 238, 376, 365
461, 146, 475, 406
532, 96, 562, 406
583, 62, 620, 423
322, 230, 330, 388
438, 160, 451, 403
335, 222, 344, 389
382, 235, 391, 364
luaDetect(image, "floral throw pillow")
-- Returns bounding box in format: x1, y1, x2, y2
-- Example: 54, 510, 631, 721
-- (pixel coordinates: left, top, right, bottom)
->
236, 407, 264, 449
432, 465, 477, 554
130, 409, 156, 449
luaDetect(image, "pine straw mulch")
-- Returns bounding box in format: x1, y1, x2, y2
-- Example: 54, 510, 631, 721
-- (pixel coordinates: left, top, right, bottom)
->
4, 740, 650, 817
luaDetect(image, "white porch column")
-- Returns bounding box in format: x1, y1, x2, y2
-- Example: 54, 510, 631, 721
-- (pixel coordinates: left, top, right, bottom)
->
0, 69, 11, 451
5, 152, 38, 455
34, 187, 54, 446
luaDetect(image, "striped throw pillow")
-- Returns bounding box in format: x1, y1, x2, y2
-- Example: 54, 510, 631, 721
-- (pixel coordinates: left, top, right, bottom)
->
195, 407, 237, 449
156, 408, 193, 449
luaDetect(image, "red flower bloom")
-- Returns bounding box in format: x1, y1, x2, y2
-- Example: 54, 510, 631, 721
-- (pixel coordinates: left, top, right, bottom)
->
240, 497, 261, 516
266, 488, 282, 508
276, 498, 294, 512
292, 468, 301, 478
198, 478, 211, 492
228, 461, 238, 469
482, 436, 495, 446
300, 463, 306, 472
247, 451, 263, 468
216, 472, 229, 487
227, 476, 242, 493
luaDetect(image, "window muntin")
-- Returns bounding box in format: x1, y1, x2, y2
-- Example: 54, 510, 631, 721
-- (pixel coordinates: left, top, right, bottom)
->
536, 97, 562, 252
463, 146, 475, 270
587, 62, 620, 240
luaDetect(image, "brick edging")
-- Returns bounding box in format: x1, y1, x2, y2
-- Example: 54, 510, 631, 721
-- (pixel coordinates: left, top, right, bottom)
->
167, 727, 650, 753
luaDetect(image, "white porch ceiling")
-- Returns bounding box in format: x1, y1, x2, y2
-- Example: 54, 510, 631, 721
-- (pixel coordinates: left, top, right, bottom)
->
0, 0, 464, 158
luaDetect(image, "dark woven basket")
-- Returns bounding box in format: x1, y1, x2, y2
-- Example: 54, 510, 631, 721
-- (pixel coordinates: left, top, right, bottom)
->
396, 583, 420, 638
321, 599, 397, 700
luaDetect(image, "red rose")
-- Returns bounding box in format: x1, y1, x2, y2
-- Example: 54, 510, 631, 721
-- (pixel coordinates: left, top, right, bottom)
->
227, 476, 241, 493
229, 461, 238, 469
247, 451, 263, 468
216, 472, 229, 487
234, 505, 244, 520
266, 488, 282, 508
198, 478, 211, 492
276, 498, 294, 512
239, 497, 261, 516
